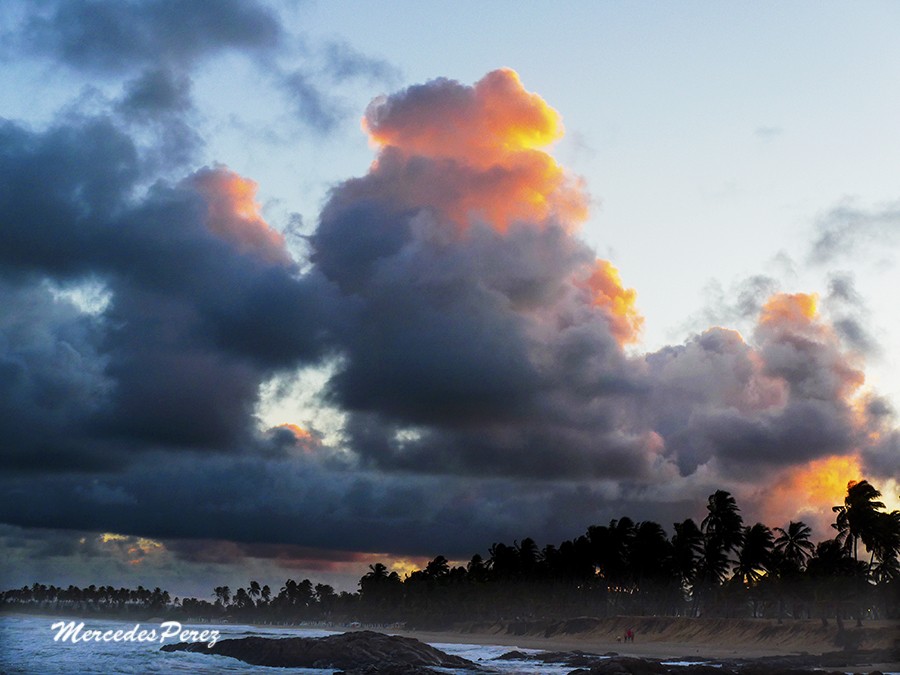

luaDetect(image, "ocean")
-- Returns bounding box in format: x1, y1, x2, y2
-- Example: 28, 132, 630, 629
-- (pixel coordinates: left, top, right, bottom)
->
0, 614, 576, 674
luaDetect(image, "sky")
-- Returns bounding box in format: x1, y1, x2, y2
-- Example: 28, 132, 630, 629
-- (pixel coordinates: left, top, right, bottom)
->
0, 0, 898, 597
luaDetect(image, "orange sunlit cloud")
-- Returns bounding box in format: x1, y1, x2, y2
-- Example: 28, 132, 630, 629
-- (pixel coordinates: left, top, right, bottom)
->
362, 68, 588, 232
386, 558, 425, 579
364, 554, 466, 580
190, 166, 291, 265
580, 259, 644, 345
759, 292, 819, 330
757, 291, 865, 401
94, 533, 166, 567
762, 454, 863, 533
365, 69, 563, 164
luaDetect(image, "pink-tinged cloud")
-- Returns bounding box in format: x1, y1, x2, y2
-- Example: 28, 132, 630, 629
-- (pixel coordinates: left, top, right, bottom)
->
189, 165, 291, 265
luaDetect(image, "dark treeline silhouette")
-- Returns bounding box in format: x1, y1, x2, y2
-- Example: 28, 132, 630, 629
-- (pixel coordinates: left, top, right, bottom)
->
3, 480, 898, 627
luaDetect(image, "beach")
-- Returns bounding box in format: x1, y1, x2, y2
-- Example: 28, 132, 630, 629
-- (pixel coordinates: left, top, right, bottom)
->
387, 616, 900, 667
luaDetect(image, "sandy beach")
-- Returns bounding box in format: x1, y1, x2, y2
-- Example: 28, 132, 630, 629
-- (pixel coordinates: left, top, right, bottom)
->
384, 616, 900, 667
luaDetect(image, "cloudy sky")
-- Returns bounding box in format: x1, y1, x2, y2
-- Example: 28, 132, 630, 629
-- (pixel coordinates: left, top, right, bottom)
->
1, 0, 898, 596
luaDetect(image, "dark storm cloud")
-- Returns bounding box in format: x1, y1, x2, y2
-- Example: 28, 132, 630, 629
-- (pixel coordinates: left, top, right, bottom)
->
0, 116, 340, 470
642, 295, 875, 479
308, 176, 647, 478
14, 0, 282, 73
0, 452, 709, 561
0, 454, 484, 556
312, 209, 549, 427
671, 400, 857, 469
0, 118, 139, 278
0, 281, 113, 472
863, 431, 900, 478
115, 71, 204, 170
164, 539, 374, 569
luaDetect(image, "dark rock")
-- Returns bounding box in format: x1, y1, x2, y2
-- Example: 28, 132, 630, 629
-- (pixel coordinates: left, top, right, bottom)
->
495, 648, 603, 666
161, 630, 481, 671
568, 656, 669, 675
495, 650, 530, 660
334, 665, 446, 675
672, 666, 735, 675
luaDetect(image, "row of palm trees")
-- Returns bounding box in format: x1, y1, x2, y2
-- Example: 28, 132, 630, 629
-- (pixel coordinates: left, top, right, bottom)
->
1, 583, 171, 613
2, 480, 897, 624
351, 480, 899, 623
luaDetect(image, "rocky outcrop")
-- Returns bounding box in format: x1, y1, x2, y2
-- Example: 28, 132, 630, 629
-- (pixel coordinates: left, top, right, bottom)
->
567, 656, 669, 675
160, 630, 481, 671
496, 648, 617, 667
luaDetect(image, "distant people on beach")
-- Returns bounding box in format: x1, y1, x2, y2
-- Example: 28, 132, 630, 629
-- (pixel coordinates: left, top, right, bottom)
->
624, 628, 634, 642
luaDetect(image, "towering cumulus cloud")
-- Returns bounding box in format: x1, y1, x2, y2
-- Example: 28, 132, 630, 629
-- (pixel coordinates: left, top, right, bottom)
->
312, 69, 651, 477
360, 68, 588, 231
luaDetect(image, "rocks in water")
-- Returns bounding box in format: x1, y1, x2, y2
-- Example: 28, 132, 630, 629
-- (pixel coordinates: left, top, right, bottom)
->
161, 630, 480, 671
568, 656, 669, 675
335, 665, 449, 675
495, 648, 608, 667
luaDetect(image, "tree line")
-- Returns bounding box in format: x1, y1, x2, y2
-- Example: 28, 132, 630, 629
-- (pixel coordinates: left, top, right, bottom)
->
3, 480, 898, 626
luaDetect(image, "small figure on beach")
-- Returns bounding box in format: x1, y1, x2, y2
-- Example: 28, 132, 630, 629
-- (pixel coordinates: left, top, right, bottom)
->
624, 628, 634, 642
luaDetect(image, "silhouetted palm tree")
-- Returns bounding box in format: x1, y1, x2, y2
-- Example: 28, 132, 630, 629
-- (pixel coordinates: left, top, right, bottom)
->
487, 542, 520, 579
467, 554, 489, 582
425, 555, 450, 579
699, 490, 744, 584
869, 509, 900, 582
702, 490, 745, 552
773, 521, 815, 572
516, 538, 541, 579
233, 587, 251, 609
671, 518, 703, 589
248, 580, 261, 605
214, 586, 230, 607
734, 523, 774, 585
630, 520, 673, 587
588, 518, 635, 591
833, 479, 886, 564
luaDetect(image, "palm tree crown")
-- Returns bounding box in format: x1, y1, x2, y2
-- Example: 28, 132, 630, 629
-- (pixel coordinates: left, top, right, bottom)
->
773, 520, 815, 572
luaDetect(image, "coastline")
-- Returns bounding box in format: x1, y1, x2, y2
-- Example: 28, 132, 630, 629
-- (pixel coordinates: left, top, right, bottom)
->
3, 612, 898, 672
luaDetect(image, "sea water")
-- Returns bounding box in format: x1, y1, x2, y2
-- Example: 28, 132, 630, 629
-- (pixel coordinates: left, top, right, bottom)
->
0, 614, 575, 674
